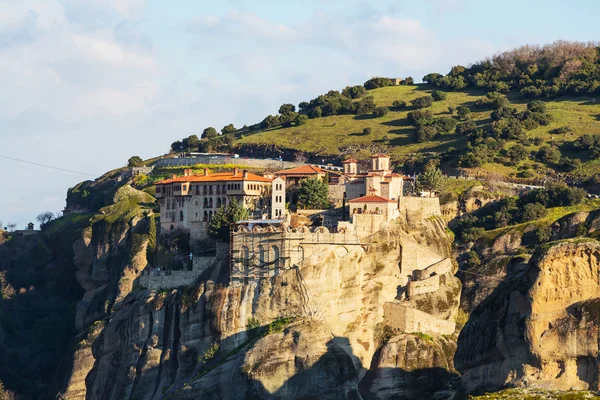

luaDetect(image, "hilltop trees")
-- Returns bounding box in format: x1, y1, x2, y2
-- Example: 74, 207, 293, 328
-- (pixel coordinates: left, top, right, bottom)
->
36, 211, 56, 229
221, 124, 236, 134
424, 41, 600, 98
127, 156, 144, 167
372, 106, 389, 118
364, 77, 392, 90
202, 127, 219, 139
342, 85, 366, 99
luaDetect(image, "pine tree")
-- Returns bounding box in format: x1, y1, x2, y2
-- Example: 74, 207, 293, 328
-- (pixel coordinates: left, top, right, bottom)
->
416, 164, 447, 194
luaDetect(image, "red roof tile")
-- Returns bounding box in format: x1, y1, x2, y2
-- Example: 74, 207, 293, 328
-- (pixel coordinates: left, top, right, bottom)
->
343, 158, 358, 163
347, 195, 396, 203
274, 165, 326, 176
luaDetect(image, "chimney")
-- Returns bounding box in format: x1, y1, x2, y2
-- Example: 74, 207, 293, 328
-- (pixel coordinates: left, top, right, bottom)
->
183, 168, 191, 177
234, 167, 239, 175
203, 168, 208, 176
171, 174, 177, 179
243, 170, 248, 179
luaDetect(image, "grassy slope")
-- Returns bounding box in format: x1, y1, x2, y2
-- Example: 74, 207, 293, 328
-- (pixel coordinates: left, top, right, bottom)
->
236, 84, 600, 178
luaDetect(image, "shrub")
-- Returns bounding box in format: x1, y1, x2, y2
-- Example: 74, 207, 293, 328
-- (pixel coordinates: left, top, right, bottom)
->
433, 117, 458, 134
536, 146, 561, 164
527, 100, 547, 113
551, 126, 574, 134
520, 202, 547, 222
535, 225, 552, 244
354, 96, 377, 115
202, 127, 219, 139
342, 85, 366, 99
295, 114, 309, 126
364, 77, 392, 90
407, 109, 434, 126
260, 115, 280, 129
466, 251, 481, 267
456, 106, 471, 119
461, 227, 486, 242
411, 96, 434, 109
401, 76, 414, 85
127, 156, 144, 167
363, 127, 372, 135
455, 121, 477, 135
508, 144, 529, 163
416, 126, 438, 142
431, 90, 447, 101
392, 100, 407, 109
372, 106, 390, 118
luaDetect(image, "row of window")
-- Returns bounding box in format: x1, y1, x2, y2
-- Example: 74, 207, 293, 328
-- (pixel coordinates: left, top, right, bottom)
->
274, 195, 283, 203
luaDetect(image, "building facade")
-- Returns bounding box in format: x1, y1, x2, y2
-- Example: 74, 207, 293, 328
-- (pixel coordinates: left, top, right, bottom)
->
156, 168, 285, 240
342, 154, 404, 202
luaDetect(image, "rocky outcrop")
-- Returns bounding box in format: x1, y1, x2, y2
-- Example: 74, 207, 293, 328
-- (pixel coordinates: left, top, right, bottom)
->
61, 216, 461, 400
455, 239, 600, 393
362, 333, 458, 400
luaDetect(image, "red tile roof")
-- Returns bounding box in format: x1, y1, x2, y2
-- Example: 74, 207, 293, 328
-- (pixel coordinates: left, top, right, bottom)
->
156, 171, 272, 185
347, 195, 395, 203
343, 158, 358, 163
274, 165, 326, 176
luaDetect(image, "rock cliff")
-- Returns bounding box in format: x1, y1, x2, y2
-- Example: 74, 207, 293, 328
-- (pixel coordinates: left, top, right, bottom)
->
55, 212, 461, 400
455, 239, 600, 393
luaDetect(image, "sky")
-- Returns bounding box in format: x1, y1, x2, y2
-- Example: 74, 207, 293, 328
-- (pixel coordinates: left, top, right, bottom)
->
0, 0, 598, 229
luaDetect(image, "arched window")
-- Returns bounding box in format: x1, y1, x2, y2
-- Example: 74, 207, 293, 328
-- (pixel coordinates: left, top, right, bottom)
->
209, 198, 213, 208
223, 197, 227, 207
179, 210, 184, 221
209, 185, 213, 194
204, 198, 208, 208
222, 184, 226, 193
209, 210, 213, 220
217, 198, 222, 208
203, 185, 207, 194
216, 185, 220, 194
203, 211, 208, 221
195, 185, 199, 195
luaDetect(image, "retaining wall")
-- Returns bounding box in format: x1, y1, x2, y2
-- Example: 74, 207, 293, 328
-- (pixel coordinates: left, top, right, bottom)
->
383, 302, 455, 335
407, 275, 440, 297
412, 258, 453, 280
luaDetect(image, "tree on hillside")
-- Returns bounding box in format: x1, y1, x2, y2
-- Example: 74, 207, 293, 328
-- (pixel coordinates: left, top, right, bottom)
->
202, 127, 219, 139
416, 164, 447, 194
392, 100, 407, 109
37, 211, 55, 229
410, 96, 434, 109
279, 103, 296, 115
296, 179, 329, 209
342, 85, 366, 99
364, 77, 392, 90
221, 124, 236, 134
354, 96, 377, 115
186, 135, 200, 149
431, 90, 446, 101
127, 156, 144, 167
372, 106, 389, 118
261, 115, 280, 129
208, 200, 250, 242
402, 76, 414, 85
295, 114, 309, 125
456, 106, 471, 119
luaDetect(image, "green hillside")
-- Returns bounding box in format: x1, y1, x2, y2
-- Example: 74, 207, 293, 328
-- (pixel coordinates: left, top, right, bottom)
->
235, 84, 600, 180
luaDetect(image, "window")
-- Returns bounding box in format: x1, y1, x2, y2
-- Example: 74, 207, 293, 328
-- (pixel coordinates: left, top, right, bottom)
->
195, 185, 199, 195
179, 210, 184, 222
222, 184, 226, 193
203, 185, 207, 194
203, 211, 208, 221
209, 210, 213, 220
217, 198, 222, 208
209, 185, 213, 195
209, 198, 213, 208
216, 185, 220, 195
204, 198, 208, 208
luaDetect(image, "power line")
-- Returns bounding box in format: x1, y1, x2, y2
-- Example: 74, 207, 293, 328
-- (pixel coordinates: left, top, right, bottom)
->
0, 154, 98, 177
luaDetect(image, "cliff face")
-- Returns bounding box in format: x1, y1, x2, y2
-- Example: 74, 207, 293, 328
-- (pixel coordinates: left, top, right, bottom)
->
56, 215, 461, 400
455, 239, 600, 393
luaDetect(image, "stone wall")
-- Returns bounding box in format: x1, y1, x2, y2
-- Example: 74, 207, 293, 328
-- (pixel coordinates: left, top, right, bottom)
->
412, 258, 453, 280
328, 183, 345, 207
383, 302, 455, 335
399, 196, 441, 223
407, 275, 440, 297
139, 270, 203, 290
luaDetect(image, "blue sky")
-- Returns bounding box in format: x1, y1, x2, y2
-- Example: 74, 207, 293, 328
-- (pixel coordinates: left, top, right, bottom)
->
0, 0, 598, 229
